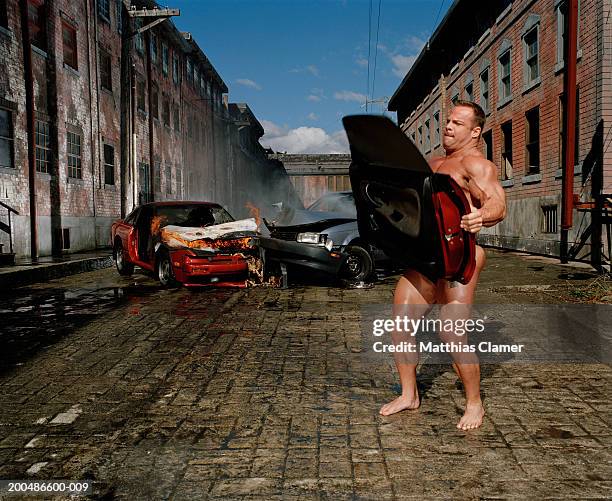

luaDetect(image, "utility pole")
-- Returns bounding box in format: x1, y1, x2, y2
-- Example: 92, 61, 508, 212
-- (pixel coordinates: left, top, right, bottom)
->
119, 2, 179, 214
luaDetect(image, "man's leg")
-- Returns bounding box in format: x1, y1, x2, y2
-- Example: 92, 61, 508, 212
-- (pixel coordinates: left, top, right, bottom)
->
379, 270, 437, 416
437, 245, 487, 430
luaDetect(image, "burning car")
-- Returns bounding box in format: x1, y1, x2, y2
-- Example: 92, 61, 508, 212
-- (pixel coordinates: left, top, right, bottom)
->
111, 201, 261, 287
259, 191, 387, 282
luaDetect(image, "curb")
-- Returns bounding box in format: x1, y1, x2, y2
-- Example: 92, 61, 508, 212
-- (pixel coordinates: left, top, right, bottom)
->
1, 255, 113, 289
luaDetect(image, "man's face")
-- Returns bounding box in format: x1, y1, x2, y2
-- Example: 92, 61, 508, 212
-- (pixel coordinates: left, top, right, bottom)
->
442, 106, 480, 151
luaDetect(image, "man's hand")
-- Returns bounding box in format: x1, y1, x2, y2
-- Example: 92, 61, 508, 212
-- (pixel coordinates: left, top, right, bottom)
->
461, 208, 484, 233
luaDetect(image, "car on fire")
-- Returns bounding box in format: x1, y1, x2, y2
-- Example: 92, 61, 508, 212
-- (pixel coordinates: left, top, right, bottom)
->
111, 201, 260, 287
259, 191, 386, 282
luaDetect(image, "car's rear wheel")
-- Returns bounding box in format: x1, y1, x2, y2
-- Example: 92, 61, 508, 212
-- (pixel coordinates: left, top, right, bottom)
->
114, 241, 134, 276
339, 245, 373, 282
157, 250, 178, 288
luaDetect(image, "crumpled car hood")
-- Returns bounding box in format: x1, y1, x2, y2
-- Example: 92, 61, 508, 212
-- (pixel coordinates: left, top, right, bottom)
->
267, 208, 355, 230
160, 218, 259, 252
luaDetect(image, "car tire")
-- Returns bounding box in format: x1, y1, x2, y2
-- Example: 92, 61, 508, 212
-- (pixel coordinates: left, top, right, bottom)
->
114, 241, 134, 276
340, 245, 373, 282
157, 250, 179, 288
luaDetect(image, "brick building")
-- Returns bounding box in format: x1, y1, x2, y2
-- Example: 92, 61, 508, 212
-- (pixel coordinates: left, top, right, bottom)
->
388, 0, 611, 262
270, 154, 351, 208
0, 0, 295, 259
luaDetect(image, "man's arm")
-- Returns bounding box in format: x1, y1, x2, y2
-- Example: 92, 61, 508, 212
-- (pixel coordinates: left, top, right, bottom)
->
461, 156, 507, 233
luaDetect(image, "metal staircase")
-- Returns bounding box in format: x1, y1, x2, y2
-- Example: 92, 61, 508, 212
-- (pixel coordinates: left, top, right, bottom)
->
0, 201, 18, 266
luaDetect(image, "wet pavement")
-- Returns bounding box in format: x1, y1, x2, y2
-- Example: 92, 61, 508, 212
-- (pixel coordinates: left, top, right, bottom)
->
0, 249, 610, 499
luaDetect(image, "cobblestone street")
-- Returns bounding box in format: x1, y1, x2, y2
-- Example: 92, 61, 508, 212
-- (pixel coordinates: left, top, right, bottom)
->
0, 250, 610, 499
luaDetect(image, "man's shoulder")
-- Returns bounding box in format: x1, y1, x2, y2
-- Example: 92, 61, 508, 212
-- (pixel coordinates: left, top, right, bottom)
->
461, 154, 496, 175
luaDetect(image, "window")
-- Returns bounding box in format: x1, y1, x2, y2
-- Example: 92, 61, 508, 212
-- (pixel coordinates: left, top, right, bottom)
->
162, 44, 169, 75
501, 120, 513, 180
0, 109, 14, 169
480, 68, 490, 113
186, 58, 193, 84
115, 0, 122, 34
67, 131, 82, 179
498, 49, 511, 103
176, 168, 182, 198
542, 205, 558, 233
28, 0, 46, 51
162, 98, 170, 126
556, 0, 581, 69
99, 49, 112, 91
523, 26, 539, 86
451, 92, 459, 105
172, 54, 180, 85
206, 80, 211, 96
98, 0, 110, 22
151, 85, 159, 119
417, 124, 423, 150
154, 161, 161, 193
103, 144, 114, 185
433, 111, 440, 146
194, 66, 199, 90
137, 79, 145, 112
410, 130, 416, 144
62, 21, 77, 70
134, 18, 144, 53
165, 164, 172, 195
465, 81, 474, 101
483, 130, 493, 162
559, 90, 580, 166
173, 105, 180, 131
525, 107, 540, 174
35, 120, 50, 173
424, 119, 431, 152
150, 32, 158, 64
0, 0, 9, 29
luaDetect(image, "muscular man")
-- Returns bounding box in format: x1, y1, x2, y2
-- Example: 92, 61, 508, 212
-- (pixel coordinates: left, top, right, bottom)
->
379, 101, 507, 430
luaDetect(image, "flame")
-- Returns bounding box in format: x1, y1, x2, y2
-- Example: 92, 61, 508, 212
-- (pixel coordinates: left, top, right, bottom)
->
160, 228, 256, 252
151, 215, 167, 236
245, 202, 262, 228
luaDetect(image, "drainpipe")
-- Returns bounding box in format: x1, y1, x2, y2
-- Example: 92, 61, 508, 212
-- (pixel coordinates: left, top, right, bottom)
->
86, 0, 98, 247
19, 0, 37, 260
560, 0, 579, 262
145, 30, 155, 199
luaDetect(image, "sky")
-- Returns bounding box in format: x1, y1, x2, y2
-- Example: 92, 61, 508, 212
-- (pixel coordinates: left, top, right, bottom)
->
168, 0, 452, 153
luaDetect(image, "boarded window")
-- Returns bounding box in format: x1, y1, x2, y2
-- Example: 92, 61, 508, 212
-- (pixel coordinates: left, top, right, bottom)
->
67, 131, 82, 178
465, 81, 473, 101
151, 85, 159, 119
100, 49, 112, 91
28, 0, 46, 51
0, 108, 14, 168
35, 119, 50, 173
173, 54, 180, 85
103, 143, 114, 185
162, 98, 170, 126
137, 79, 145, 112
62, 21, 77, 70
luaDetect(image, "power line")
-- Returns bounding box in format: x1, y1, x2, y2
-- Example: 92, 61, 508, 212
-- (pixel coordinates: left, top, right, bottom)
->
371, 0, 382, 106
430, 0, 447, 39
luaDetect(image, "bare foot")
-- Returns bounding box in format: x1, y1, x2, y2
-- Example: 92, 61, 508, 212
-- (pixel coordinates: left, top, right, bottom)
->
379, 394, 420, 416
456, 401, 485, 430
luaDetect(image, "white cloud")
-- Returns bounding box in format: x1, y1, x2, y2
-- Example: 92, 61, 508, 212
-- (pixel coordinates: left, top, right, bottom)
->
236, 78, 262, 90
333, 90, 367, 103
307, 95, 321, 102
290, 65, 320, 77
307, 112, 318, 121
355, 57, 368, 68
261, 120, 349, 154
390, 54, 418, 77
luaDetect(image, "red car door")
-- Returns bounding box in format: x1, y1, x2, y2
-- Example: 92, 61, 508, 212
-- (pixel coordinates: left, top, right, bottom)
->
342, 115, 476, 284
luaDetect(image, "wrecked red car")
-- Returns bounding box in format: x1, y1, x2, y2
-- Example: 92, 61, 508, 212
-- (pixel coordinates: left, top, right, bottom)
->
111, 201, 260, 287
